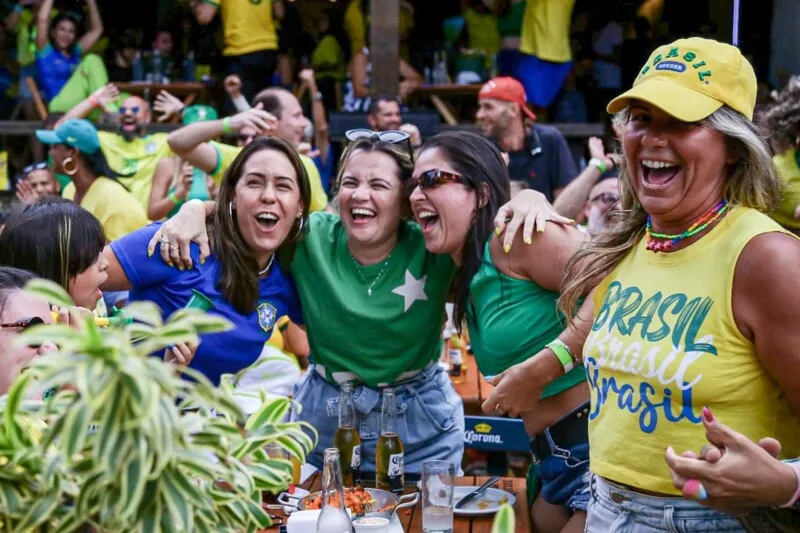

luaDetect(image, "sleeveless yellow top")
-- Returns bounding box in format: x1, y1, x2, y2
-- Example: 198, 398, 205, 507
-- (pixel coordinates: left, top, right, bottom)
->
585, 207, 800, 494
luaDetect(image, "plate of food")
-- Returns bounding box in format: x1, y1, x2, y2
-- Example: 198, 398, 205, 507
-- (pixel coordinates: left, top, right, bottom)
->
452, 486, 516, 516
277, 487, 419, 520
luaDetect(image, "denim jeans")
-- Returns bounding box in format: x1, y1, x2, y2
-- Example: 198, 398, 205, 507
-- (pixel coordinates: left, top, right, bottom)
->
534, 442, 591, 512
586, 476, 747, 532
290, 364, 465, 474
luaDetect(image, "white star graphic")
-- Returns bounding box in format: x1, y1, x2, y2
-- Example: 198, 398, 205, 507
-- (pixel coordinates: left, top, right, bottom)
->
392, 270, 428, 312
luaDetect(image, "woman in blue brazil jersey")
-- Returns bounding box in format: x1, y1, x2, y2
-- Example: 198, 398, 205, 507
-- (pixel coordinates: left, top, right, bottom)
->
100, 137, 311, 385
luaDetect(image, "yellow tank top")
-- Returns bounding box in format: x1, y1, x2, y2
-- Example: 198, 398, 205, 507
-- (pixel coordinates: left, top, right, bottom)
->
520, 0, 576, 62
585, 207, 800, 494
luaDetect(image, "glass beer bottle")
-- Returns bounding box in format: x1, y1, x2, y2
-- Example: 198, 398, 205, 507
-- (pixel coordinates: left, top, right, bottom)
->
376, 388, 404, 495
333, 381, 361, 486
316, 448, 352, 533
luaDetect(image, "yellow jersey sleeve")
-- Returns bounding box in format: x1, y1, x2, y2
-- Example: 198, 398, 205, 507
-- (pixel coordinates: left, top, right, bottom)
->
344, 0, 366, 55
300, 155, 328, 213
210, 142, 243, 184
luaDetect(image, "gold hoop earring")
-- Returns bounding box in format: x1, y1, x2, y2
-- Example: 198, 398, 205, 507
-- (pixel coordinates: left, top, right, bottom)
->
62, 157, 78, 176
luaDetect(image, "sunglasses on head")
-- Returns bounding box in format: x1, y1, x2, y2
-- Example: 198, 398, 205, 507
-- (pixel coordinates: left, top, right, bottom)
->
345, 128, 414, 160
22, 161, 48, 174
120, 106, 141, 115
590, 192, 620, 204
411, 168, 473, 190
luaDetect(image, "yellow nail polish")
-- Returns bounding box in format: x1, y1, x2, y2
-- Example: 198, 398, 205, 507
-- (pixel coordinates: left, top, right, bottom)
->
538, 226, 545, 233
167, 262, 173, 268
524, 237, 532, 245
178, 266, 184, 272
200, 258, 205, 265
147, 249, 153, 257
495, 227, 501, 236
503, 244, 511, 254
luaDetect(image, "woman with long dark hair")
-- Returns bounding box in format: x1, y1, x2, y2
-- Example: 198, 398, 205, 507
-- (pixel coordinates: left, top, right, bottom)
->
144, 125, 568, 473
0, 197, 107, 311
36, 119, 148, 241
409, 130, 590, 533
101, 137, 310, 386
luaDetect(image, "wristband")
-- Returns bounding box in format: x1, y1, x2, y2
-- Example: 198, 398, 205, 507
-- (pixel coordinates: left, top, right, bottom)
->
546, 339, 575, 373
780, 461, 800, 508
88, 95, 99, 109
222, 116, 232, 135
168, 191, 180, 205
589, 157, 607, 174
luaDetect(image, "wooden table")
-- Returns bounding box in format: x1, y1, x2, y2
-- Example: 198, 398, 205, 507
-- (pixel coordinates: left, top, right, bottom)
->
262, 473, 530, 532
115, 82, 208, 106
454, 355, 494, 415
411, 83, 483, 125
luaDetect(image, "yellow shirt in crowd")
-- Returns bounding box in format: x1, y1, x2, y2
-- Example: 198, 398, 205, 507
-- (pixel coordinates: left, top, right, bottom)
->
584, 207, 800, 495
210, 142, 328, 213
98, 131, 172, 213
344, 0, 366, 57
520, 0, 576, 63
62, 177, 149, 241
205, 0, 278, 57
463, 8, 501, 57
771, 147, 800, 230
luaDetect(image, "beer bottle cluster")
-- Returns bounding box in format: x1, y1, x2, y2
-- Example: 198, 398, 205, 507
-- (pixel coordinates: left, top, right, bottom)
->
333, 384, 405, 495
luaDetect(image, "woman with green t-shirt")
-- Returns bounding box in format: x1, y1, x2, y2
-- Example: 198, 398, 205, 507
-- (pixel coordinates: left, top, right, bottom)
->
410, 130, 589, 533
146, 130, 562, 475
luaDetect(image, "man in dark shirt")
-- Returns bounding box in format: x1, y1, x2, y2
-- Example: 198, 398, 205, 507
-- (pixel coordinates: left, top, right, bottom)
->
476, 77, 577, 201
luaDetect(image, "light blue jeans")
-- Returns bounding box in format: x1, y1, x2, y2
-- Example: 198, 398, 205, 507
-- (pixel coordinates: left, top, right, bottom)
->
291, 363, 465, 474
586, 476, 747, 532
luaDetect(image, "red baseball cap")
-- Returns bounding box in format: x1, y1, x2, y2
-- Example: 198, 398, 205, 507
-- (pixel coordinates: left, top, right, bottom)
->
479, 77, 537, 120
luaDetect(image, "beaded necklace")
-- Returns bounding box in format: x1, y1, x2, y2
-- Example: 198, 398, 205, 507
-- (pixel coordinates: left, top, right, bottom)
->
645, 200, 729, 253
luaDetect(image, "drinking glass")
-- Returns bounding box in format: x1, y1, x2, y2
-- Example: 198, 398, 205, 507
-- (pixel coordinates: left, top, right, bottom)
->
265, 443, 301, 485
422, 460, 455, 533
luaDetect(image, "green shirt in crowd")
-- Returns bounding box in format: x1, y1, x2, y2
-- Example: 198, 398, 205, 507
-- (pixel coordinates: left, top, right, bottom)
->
291, 212, 455, 387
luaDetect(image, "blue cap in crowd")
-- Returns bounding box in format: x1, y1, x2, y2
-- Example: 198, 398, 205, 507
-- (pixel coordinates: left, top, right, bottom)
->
35, 119, 102, 155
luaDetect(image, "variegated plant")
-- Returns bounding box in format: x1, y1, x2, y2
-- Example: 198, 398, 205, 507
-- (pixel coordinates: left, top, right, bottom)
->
0, 279, 316, 533
490, 503, 515, 533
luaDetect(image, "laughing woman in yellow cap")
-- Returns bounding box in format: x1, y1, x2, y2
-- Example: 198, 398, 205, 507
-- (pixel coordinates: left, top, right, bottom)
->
484, 37, 800, 531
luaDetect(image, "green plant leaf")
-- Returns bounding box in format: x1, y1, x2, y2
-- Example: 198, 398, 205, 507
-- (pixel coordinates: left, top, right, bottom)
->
124, 301, 164, 327
24, 278, 73, 307
0, 482, 24, 515
63, 402, 91, 460
12, 487, 60, 532
178, 313, 234, 335
155, 323, 199, 347
3, 372, 32, 449
243, 498, 272, 529
244, 398, 292, 431
161, 471, 191, 531
491, 503, 515, 533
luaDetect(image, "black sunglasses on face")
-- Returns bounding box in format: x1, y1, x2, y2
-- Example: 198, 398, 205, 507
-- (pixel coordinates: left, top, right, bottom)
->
1, 316, 46, 347
411, 168, 473, 190
22, 161, 48, 174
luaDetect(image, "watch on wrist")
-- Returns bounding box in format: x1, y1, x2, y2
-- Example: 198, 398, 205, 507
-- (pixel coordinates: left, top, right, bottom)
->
312, 91, 323, 102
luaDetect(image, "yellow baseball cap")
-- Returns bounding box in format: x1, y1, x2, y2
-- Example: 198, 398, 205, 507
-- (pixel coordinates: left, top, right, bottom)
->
607, 37, 757, 122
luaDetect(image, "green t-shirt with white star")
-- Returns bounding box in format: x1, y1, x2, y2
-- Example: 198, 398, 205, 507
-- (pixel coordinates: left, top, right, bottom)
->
291, 212, 456, 387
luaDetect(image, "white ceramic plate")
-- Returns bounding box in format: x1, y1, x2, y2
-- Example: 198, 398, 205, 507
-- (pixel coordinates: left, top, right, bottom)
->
282, 487, 309, 514
452, 486, 516, 516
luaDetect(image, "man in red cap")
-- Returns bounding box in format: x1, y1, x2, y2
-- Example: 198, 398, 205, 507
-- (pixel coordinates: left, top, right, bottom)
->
476, 76, 577, 201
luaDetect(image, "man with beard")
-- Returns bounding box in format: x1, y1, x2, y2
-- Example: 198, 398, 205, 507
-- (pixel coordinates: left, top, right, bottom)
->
476, 76, 577, 201
366, 97, 422, 148
167, 87, 327, 212
57, 83, 174, 214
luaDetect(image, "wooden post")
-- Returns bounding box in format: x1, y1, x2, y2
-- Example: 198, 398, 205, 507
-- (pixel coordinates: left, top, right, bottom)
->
369, 0, 400, 98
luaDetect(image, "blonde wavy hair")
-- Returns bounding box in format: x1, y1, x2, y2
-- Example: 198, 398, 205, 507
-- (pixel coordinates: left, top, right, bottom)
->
558, 105, 783, 319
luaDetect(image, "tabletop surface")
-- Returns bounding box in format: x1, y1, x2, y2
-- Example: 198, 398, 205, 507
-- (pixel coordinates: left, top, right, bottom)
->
261, 473, 530, 532
454, 355, 494, 415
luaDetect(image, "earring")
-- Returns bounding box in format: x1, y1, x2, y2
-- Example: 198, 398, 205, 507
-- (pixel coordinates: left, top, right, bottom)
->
62, 157, 78, 176
291, 217, 305, 240
229, 202, 234, 218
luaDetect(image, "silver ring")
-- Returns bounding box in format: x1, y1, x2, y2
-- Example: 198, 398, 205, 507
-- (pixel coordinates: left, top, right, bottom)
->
495, 403, 505, 414
169, 244, 177, 251
159, 237, 169, 245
